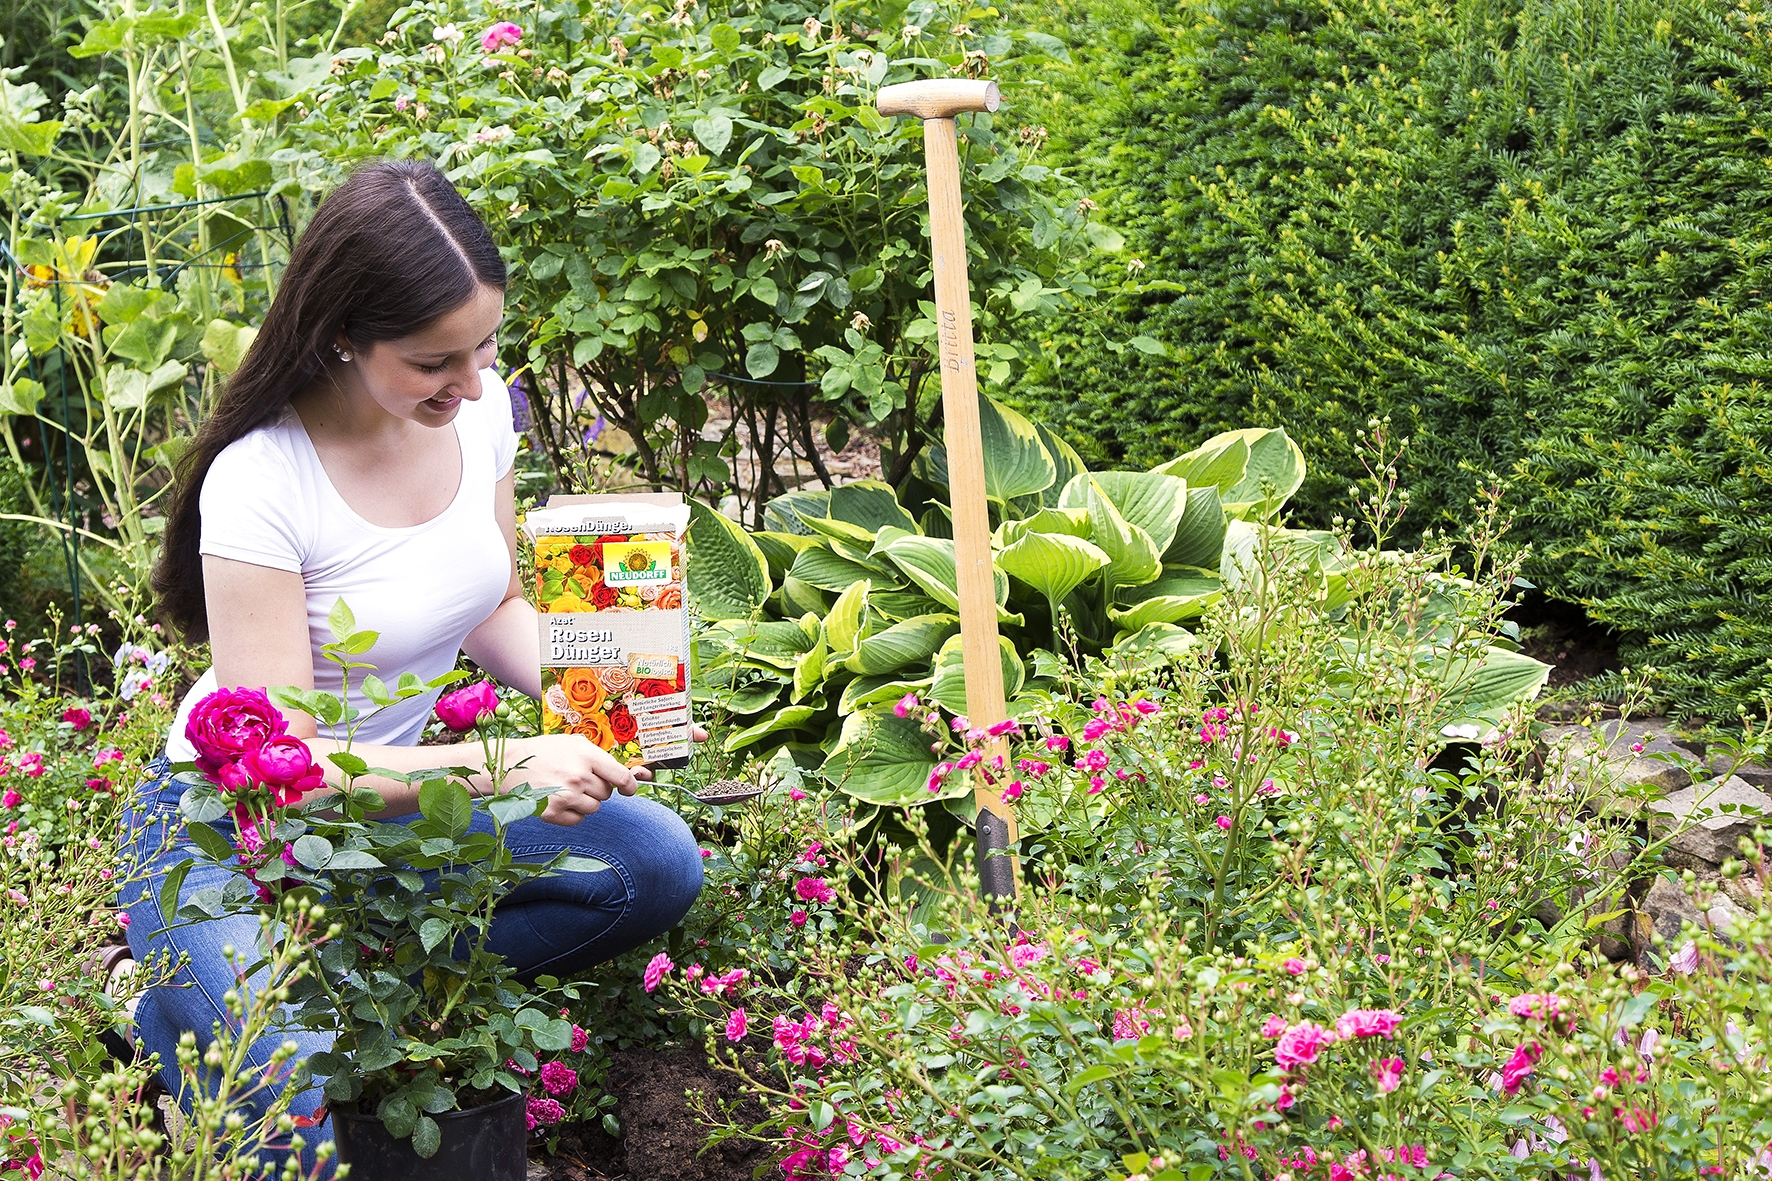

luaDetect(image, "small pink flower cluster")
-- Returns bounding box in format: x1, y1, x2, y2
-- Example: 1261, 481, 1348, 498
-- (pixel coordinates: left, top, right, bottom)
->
480, 20, 522, 51
642, 951, 673, 993
525, 1096, 564, 1130
773, 1002, 858, 1069
782, 1111, 924, 1181
794, 876, 836, 904
1326, 1145, 1432, 1179
1500, 1041, 1542, 1095
1112, 1007, 1152, 1041
1507, 991, 1575, 1033
1070, 697, 1158, 795
539, 1060, 578, 1097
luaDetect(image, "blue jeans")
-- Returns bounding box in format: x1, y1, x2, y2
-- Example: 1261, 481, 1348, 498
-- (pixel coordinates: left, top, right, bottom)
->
119, 757, 703, 1176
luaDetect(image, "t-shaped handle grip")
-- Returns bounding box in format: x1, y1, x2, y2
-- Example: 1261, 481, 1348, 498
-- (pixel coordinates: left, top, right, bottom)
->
876, 79, 1000, 120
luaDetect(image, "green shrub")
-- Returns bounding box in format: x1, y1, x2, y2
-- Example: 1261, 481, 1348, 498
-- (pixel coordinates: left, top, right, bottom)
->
1010, 0, 1772, 720
688, 409, 1549, 816
293, 0, 1111, 504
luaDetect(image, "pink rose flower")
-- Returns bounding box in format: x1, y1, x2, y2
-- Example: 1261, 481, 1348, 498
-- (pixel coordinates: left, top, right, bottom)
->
1260, 1014, 1287, 1038
61, 707, 91, 730
525, 1096, 564, 1129
795, 877, 836, 904
480, 20, 522, 51
790, 909, 808, 927
1274, 1021, 1336, 1072
1500, 1042, 1542, 1095
1283, 957, 1307, 976
725, 1007, 749, 1042
1215, 815, 1233, 830
642, 951, 673, 992
239, 734, 325, 804
1335, 1008, 1402, 1039
1371, 1057, 1405, 1093
1112, 1007, 1151, 1041
570, 1025, 588, 1053
435, 681, 500, 732
539, 1060, 578, 1096
185, 688, 288, 778
1, 789, 18, 809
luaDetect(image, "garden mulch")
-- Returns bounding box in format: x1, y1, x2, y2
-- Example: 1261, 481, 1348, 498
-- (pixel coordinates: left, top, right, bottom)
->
527, 1048, 773, 1181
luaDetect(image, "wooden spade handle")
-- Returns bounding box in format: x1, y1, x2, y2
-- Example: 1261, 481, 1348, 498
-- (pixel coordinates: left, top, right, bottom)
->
917, 110, 1017, 842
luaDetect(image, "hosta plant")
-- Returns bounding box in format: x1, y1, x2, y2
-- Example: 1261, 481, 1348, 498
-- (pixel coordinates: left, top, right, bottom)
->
686, 409, 1552, 819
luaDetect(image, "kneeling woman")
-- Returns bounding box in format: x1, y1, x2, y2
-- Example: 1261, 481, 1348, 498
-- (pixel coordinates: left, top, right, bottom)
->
123, 160, 704, 1171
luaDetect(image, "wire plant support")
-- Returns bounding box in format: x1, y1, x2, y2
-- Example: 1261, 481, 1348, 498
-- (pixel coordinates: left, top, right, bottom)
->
1, 184, 293, 685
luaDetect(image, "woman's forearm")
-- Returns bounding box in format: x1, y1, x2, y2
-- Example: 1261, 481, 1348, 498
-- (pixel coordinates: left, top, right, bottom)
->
298, 732, 512, 816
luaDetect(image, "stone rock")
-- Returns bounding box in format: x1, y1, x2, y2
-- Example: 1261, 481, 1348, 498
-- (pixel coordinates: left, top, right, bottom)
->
1597, 908, 1651, 962
1642, 873, 1751, 944
1723, 870, 1765, 913
1641, 875, 1705, 943
1650, 775, 1772, 865
1708, 754, 1772, 790
1540, 718, 1697, 813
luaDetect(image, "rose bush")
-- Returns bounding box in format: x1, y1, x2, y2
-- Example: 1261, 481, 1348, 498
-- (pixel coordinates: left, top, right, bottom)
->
649, 445, 1772, 1178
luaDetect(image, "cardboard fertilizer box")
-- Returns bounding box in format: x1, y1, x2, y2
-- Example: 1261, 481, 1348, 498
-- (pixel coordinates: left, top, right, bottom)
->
522, 493, 691, 769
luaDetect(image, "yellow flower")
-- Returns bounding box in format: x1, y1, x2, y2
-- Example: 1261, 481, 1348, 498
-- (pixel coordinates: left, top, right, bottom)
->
548, 592, 591, 613
550, 553, 574, 573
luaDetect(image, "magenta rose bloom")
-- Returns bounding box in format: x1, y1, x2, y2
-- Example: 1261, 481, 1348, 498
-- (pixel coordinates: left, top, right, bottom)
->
186, 688, 287, 778
435, 681, 500, 732
61, 707, 91, 730
239, 734, 326, 804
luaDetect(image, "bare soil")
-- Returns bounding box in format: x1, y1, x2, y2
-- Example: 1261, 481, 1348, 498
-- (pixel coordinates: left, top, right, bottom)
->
528, 1048, 772, 1181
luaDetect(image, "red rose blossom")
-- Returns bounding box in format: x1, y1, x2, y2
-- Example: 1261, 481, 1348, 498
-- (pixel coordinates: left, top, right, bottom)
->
569, 544, 594, 566
592, 583, 619, 609
608, 704, 638, 744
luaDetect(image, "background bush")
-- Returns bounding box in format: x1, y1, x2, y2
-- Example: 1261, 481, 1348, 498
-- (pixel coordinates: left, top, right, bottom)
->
1011, 0, 1772, 720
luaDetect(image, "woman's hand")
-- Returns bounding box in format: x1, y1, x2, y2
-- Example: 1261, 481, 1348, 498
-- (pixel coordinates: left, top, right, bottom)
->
504, 734, 641, 825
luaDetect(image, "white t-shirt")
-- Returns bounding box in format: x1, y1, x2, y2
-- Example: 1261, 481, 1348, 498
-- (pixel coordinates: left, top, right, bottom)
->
165, 370, 519, 760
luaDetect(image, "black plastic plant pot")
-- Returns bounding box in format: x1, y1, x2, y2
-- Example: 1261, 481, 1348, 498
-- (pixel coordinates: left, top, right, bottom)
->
332, 1090, 527, 1181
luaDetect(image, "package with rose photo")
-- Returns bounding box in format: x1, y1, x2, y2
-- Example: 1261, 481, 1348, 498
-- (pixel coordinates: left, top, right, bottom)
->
521, 493, 691, 768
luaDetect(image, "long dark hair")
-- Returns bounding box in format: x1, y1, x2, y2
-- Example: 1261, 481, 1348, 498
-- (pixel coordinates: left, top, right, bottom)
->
153, 160, 507, 641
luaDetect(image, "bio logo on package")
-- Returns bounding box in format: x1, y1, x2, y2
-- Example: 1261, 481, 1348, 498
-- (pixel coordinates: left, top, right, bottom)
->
521, 495, 691, 768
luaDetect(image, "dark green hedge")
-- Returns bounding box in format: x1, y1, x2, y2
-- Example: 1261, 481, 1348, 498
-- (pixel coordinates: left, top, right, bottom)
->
1010, 0, 1772, 719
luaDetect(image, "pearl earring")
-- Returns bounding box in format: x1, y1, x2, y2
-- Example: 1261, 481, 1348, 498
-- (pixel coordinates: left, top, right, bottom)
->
335, 346, 353, 362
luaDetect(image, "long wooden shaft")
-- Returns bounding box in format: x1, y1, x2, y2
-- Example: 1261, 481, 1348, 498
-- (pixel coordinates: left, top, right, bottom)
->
922, 116, 1015, 839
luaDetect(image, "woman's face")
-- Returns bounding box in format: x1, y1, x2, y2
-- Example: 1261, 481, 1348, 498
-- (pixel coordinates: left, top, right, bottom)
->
343, 283, 505, 426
